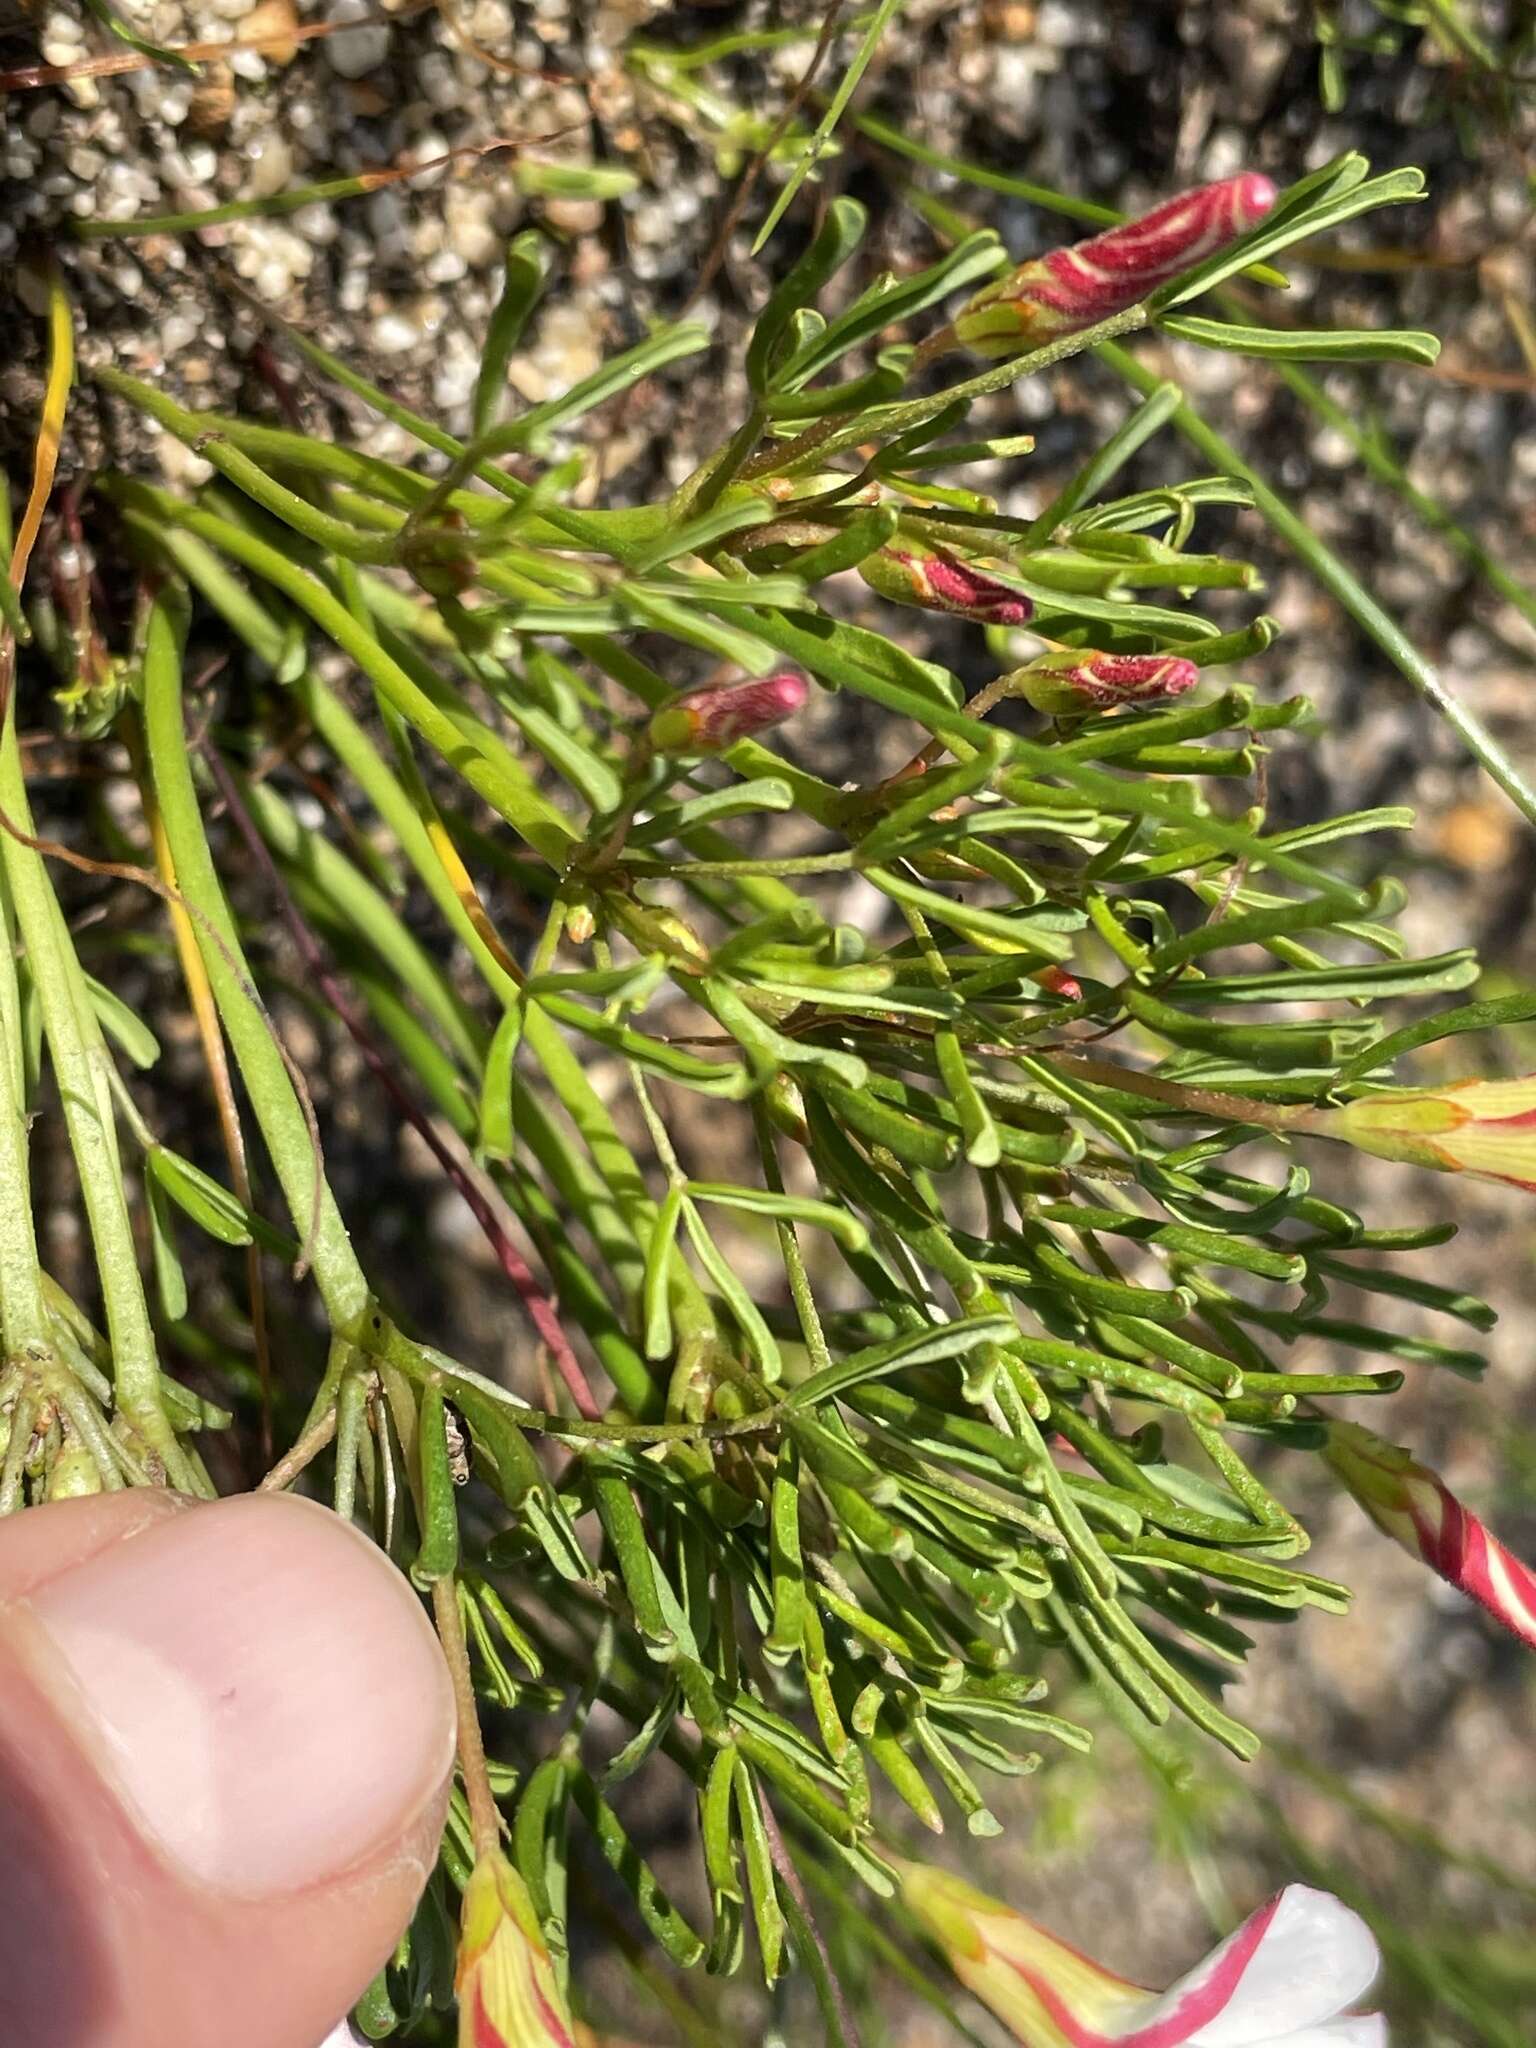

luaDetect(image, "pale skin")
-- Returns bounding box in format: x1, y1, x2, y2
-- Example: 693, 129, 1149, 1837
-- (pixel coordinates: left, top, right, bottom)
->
0, 1490, 457, 2048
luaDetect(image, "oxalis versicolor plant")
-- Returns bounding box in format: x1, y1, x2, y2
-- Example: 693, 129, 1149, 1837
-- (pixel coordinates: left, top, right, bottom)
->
6, 145, 1536, 2048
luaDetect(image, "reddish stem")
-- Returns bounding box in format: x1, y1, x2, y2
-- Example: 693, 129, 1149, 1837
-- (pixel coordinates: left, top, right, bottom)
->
203, 741, 602, 1421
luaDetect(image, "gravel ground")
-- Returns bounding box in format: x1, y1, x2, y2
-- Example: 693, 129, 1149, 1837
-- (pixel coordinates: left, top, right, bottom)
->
4, 2, 1536, 2041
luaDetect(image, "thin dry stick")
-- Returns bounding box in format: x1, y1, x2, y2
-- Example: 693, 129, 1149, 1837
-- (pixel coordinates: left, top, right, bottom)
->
680, 3, 849, 314
203, 741, 603, 1421
0, 2, 435, 92
256, 1404, 338, 1492
433, 1576, 501, 1858
758, 1797, 863, 2048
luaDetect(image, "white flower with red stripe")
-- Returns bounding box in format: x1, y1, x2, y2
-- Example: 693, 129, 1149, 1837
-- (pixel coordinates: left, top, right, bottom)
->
1325, 1420, 1536, 1651
954, 175, 1278, 357
898, 1861, 1387, 2047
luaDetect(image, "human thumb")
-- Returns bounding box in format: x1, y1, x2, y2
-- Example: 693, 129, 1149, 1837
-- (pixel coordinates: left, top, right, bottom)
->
0, 1488, 456, 2048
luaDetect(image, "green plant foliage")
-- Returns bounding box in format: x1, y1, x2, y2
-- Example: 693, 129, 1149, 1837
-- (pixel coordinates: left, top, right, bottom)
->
4, 131, 1532, 2046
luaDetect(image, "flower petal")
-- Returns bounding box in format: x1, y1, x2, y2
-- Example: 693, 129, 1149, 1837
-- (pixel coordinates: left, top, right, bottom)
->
1171, 1888, 1381, 2047
1247, 2021, 1388, 2048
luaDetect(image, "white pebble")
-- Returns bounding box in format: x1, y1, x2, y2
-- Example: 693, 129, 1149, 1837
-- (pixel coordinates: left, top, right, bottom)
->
244, 136, 293, 199
161, 310, 201, 354
155, 83, 193, 127
164, 142, 217, 186
324, 0, 391, 78
292, 201, 338, 244
159, 429, 214, 489
370, 311, 419, 355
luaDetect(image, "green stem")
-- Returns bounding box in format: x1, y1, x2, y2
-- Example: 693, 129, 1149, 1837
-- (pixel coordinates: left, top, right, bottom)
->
140, 588, 371, 1332
0, 716, 185, 1473
0, 863, 46, 1353
108, 481, 576, 867
1100, 339, 1536, 831
1265, 353, 1536, 635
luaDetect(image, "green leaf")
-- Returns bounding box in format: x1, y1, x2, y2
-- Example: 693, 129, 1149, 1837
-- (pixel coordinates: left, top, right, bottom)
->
478, 1005, 524, 1162
1160, 314, 1440, 366
682, 1199, 784, 1381
85, 974, 159, 1069
643, 1187, 683, 1361
747, 196, 869, 391
782, 230, 1009, 388
1153, 164, 1428, 312
145, 1169, 189, 1322
685, 1181, 870, 1252
147, 1146, 259, 1248
1331, 989, 1536, 1089
751, 2, 903, 256
474, 232, 552, 438
786, 1315, 1020, 1410
410, 1388, 461, 1588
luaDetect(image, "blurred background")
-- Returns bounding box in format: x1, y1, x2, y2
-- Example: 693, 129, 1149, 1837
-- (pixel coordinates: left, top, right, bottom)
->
3, 0, 1535, 2040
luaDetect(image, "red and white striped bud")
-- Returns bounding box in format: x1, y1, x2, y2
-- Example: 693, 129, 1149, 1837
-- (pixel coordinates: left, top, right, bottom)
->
1325, 1420, 1536, 1652
859, 543, 1031, 626
648, 671, 809, 755
1011, 650, 1200, 716
954, 174, 1278, 357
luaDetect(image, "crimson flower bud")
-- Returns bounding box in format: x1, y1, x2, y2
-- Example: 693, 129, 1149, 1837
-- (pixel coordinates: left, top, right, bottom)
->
1030, 964, 1082, 1001
859, 543, 1031, 626
954, 174, 1278, 357
648, 670, 809, 754
1012, 649, 1199, 715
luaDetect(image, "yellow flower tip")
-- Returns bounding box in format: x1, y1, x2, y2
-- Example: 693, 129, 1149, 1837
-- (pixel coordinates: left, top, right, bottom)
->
457, 1850, 576, 2048
897, 1859, 1146, 2044
898, 1857, 1386, 2048
1322, 1073, 1536, 1190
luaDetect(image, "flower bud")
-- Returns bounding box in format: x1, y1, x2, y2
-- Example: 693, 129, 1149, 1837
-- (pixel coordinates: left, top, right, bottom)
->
859, 543, 1031, 626
1011, 649, 1199, 715
648, 671, 809, 755
402, 510, 477, 598
1325, 1420, 1536, 1651
1030, 964, 1082, 1001
1315, 1073, 1536, 1191
954, 174, 1279, 357
896, 1859, 1384, 2048
456, 1849, 575, 2048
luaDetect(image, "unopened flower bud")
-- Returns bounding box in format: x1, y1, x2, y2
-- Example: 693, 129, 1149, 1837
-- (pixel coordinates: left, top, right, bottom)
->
402, 509, 476, 597
1012, 649, 1199, 715
1326, 1420, 1536, 1651
1030, 964, 1082, 1001
648, 671, 809, 755
954, 174, 1279, 357
859, 543, 1031, 626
